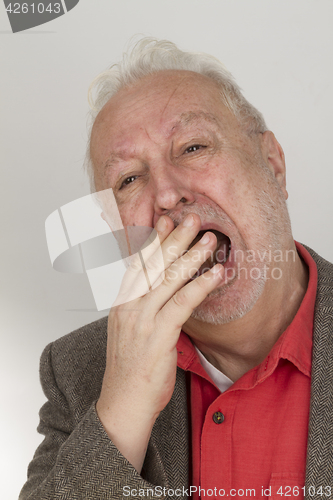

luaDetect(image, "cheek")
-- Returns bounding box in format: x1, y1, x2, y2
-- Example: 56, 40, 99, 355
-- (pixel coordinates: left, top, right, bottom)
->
199, 156, 262, 223
197, 159, 241, 203
118, 196, 154, 228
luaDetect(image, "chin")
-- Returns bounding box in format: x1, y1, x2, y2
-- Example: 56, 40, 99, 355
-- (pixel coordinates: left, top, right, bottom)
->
190, 273, 266, 325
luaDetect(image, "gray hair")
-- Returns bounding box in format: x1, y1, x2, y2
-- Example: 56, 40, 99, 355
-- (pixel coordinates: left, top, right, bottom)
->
85, 37, 267, 190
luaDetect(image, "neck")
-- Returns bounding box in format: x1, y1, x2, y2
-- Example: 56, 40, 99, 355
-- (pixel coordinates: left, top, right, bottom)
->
183, 242, 309, 382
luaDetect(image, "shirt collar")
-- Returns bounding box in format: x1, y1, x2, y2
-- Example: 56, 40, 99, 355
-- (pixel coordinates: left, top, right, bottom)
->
194, 345, 233, 392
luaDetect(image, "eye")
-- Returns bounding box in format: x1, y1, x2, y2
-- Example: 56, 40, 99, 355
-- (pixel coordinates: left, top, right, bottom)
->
184, 144, 205, 154
120, 175, 138, 189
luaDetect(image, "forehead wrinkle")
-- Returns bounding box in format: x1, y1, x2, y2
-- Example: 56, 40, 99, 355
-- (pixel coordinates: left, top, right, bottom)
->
160, 75, 188, 118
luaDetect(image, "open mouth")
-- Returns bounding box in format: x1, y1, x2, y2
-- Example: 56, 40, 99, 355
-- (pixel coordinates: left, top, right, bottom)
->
189, 229, 231, 275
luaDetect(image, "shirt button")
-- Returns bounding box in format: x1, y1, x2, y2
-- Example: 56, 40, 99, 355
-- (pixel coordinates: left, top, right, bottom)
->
213, 411, 224, 424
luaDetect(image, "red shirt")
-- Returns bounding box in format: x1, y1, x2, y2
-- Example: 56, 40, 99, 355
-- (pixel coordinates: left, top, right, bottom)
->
176, 243, 317, 499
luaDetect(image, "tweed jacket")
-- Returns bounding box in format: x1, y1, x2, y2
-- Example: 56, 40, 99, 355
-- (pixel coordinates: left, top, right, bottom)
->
19, 247, 333, 500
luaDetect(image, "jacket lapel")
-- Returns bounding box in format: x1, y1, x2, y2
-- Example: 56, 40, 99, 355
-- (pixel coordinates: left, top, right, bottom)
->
304, 246, 333, 497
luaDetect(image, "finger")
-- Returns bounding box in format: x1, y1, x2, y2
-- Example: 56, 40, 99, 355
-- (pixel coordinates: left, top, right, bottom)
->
141, 230, 219, 311
112, 219, 171, 306
115, 214, 201, 305
136, 214, 202, 291
158, 263, 224, 340
144, 213, 201, 271
126, 213, 199, 276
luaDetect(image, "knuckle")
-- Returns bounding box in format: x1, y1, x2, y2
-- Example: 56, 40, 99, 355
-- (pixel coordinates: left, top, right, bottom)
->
170, 230, 183, 246
190, 275, 212, 298
128, 257, 143, 272
111, 304, 140, 325
193, 275, 209, 290
163, 266, 178, 286
112, 302, 130, 315
144, 254, 164, 274
171, 290, 187, 308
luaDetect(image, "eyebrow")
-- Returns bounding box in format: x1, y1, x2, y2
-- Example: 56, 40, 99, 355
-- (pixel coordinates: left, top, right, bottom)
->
103, 152, 128, 172
174, 111, 221, 129
102, 110, 221, 173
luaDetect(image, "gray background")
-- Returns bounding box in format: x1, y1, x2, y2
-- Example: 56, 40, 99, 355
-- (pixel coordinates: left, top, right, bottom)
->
1, 1, 333, 498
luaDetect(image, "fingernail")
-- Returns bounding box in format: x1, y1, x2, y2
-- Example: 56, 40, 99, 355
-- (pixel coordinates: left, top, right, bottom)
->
156, 217, 167, 232
212, 264, 223, 274
183, 215, 195, 227
200, 232, 210, 245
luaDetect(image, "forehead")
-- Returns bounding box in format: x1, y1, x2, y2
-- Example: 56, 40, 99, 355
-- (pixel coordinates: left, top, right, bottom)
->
90, 70, 237, 164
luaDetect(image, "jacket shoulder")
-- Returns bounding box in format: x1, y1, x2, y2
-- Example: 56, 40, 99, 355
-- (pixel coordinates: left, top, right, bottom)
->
45, 315, 108, 363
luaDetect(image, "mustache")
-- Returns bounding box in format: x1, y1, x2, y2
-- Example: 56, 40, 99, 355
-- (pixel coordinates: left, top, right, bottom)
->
166, 203, 230, 228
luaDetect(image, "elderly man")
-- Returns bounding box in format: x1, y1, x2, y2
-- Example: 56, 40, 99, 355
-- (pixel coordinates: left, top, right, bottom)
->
20, 39, 333, 500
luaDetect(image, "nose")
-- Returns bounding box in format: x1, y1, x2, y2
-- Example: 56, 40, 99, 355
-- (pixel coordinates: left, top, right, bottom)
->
152, 169, 195, 217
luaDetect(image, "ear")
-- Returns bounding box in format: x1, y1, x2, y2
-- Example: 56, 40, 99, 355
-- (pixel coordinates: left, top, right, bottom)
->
260, 131, 288, 200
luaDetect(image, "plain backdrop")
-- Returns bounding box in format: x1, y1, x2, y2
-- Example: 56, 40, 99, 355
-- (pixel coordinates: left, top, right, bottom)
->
1, 1, 333, 498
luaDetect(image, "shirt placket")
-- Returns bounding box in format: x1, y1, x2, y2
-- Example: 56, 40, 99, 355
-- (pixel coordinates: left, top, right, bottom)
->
200, 390, 238, 500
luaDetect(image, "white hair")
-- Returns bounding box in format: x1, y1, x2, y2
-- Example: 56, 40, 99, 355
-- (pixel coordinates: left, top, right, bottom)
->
84, 37, 267, 190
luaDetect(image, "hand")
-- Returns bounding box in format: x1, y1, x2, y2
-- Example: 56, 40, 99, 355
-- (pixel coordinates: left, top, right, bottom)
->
96, 213, 224, 472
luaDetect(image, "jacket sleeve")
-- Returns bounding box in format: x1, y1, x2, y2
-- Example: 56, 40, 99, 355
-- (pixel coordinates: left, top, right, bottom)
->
19, 342, 169, 500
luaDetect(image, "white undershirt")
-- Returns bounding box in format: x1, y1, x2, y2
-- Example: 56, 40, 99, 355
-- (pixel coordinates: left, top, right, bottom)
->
194, 346, 233, 393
